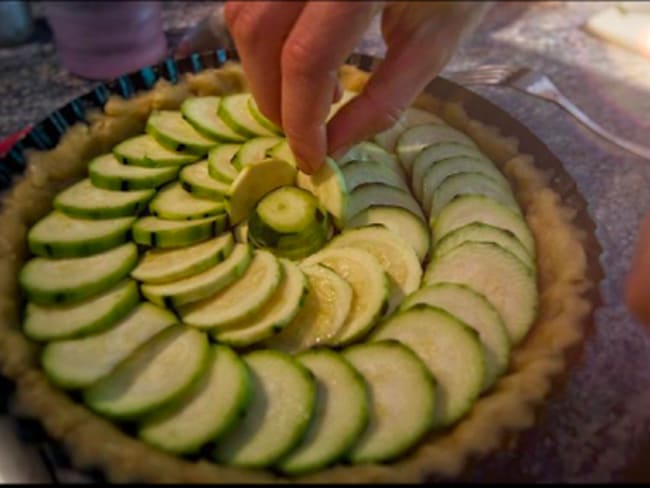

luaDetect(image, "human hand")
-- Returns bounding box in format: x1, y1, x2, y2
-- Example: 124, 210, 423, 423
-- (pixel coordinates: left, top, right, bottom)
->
626, 210, 650, 324
179, 1, 491, 174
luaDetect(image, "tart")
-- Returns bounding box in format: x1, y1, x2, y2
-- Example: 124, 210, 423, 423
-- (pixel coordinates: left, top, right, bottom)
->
0, 58, 594, 483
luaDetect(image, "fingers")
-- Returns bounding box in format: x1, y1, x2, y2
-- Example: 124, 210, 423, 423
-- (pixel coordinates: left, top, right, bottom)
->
280, 2, 380, 173
626, 210, 650, 325
225, 1, 305, 127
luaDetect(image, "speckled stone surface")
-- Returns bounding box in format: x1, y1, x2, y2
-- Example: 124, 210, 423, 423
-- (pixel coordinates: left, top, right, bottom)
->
2, 1, 650, 483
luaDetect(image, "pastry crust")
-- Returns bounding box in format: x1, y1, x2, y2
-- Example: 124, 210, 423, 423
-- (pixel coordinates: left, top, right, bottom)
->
0, 62, 593, 483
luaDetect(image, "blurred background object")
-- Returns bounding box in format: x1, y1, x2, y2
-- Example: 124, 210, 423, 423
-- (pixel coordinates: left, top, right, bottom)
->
0, 1, 33, 48
42, 1, 167, 80
585, 2, 650, 59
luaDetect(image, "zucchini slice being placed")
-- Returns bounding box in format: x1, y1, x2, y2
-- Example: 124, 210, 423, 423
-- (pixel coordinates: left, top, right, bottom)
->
149, 182, 225, 221
346, 205, 430, 263
139, 345, 253, 455
411, 142, 487, 202
277, 349, 369, 475
179, 161, 230, 200
20, 242, 138, 305
53, 178, 154, 219
215, 259, 308, 347
247, 96, 283, 135
396, 123, 477, 175
219, 93, 278, 138
181, 96, 246, 143
23, 279, 140, 342
423, 241, 538, 345
214, 350, 316, 468
327, 225, 422, 316
267, 139, 297, 167
132, 214, 227, 249
89, 153, 179, 191
132, 233, 235, 284
340, 159, 409, 193
207, 144, 241, 183
343, 340, 436, 463
146, 110, 219, 155
296, 158, 349, 229
84, 326, 209, 420
114, 134, 199, 168
431, 194, 536, 256
266, 264, 353, 353
226, 158, 297, 225
301, 247, 389, 345
373, 107, 445, 152
371, 305, 485, 428
180, 249, 282, 330
232, 136, 284, 169
347, 183, 424, 224
401, 283, 511, 391
140, 242, 250, 309
42, 302, 178, 389
28, 211, 135, 259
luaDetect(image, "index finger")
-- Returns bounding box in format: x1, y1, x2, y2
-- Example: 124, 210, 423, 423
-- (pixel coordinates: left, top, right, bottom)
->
280, 2, 380, 173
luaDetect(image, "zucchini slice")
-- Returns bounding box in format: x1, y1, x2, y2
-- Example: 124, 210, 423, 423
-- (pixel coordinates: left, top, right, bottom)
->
373, 106, 445, 152
226, 158, 297, 225
401, 283, 511, 391
347, 183, 424, 224
179, 161, 230, 200
253, 186, 322, 234
53, 178, 154, 219
327, 89, 358, 121
301, 247, 389, 345
23, 279, 140, 342
411, 142, 487, 201
346, 205, 430, 263
89, 153, 179, 191
149, 182, 225, 221
337, 141, 405, 178
247, 96, 283, 135
132, 215, 227, 249
83, 326, 210, 420
267, 139, 297, 167
42, 302, 178, 389
265, 264, 353, 353
423, 241, 538, 345
296, 158, 349, 229
232, 136, 284, 169
343, 340, 436, 463
146, 110, 219, 154
20, 242, 138, 305
340, 159, 409, 193
429, 171, 520, 220
140, 242, 250, 308
132, 233, 235, 284
28, 210, 135, 258
219, 93, 278, 138
139, 345, 253, 454
277, 349, 369, 475
431, 194, 536, 255
180, 249, 282, 330
207, 144, 241, 183
421, 156, 510, 213
432, 222, 534, 271
371, 305, 485, 428
215, 259, 308, 347
114, 134, 199, 167
214, 350, 316, 468
327, 225, 422, 315
396, 123, 477, 175
181, 96, 246, 143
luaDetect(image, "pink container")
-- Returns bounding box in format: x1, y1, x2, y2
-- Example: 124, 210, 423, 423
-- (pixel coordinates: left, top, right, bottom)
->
43, 1, 167, 80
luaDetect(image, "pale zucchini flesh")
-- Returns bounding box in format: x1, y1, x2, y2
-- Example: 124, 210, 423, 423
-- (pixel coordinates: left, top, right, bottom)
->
179, 160, 230, 200
132, 215, 227, 249
219, 93, 278, 138
20, 242, 138, 305
149, 182, 225, 221
146, 110, 219, 154
373, 107, 445, 153
23, 279, 140, 342
207, 144, 241, 183
214, 350, 316, 468
83, 326, 209, 420
113, 134, 199, 168
340, 159, 409, 193
343, 340, 436, 463
296, 158, 348, 229
42, 302, 178, 389
181, 96, 246, 143
347, 183, 424, 224
337, 141, 405, 179
88, 153, 179, 191
139, 345, 253, 454
371, 305, 485, 428
233, 136, 284, 170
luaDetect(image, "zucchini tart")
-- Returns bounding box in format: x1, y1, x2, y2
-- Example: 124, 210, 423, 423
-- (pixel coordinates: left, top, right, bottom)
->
0, 59, 594, 483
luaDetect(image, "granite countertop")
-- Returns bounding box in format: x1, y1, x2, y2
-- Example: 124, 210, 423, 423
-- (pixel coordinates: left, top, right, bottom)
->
2, 1, 650, 483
